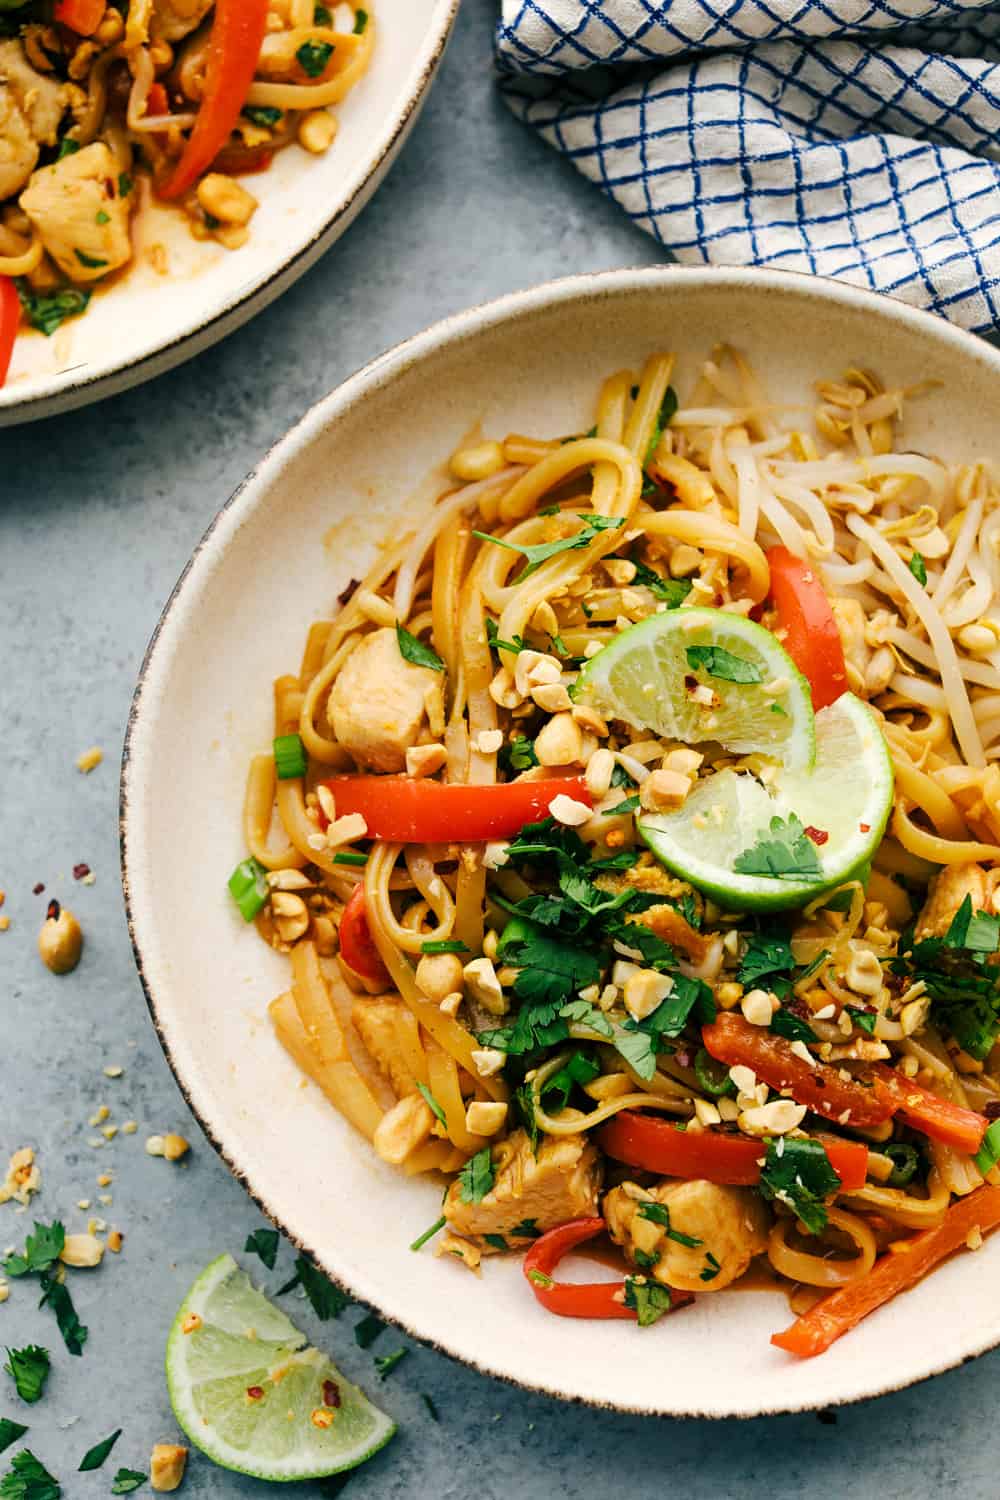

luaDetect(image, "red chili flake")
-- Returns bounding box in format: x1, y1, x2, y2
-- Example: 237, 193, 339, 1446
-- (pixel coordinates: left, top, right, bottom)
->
337, 578, 360, 609
246, 1386, 265, 1401
322, 1378, 341, 1408
803, 826, 829, 846
73, 863, 91, 881
859, 823, 870, 833
32, 882, 45, 895
46, 899, 60, 922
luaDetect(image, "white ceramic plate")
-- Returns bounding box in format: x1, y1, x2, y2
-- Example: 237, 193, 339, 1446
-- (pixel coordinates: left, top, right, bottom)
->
0, 0, 458, 426
122, 267, 1000, 1416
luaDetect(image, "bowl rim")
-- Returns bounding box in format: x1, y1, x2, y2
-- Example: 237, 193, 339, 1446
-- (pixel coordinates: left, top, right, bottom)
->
0, 0, 460, 426
120, 263, 1000, 1417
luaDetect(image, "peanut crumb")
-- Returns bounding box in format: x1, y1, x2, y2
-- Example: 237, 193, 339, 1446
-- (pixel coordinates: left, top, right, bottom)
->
121, 1121, 138, 1135
76, 746, 103, 773
103, 1065, 123, 1079
0, 917, 8, 933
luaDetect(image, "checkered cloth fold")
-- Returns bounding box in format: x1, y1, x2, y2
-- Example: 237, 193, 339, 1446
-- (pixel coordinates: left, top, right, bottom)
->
496, 0, 1000, 330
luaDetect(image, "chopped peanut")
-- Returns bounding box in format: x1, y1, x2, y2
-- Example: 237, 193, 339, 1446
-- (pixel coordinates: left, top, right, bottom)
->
60, 1232, 104, 1268
298, 108, 338, 154
150, 1443, 188, 1492
197, 173, 257, 226
38, 904, 83, 974
639, 769, 691, 813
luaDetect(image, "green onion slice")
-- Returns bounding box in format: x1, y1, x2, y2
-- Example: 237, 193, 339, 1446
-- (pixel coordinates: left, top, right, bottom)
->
974, 1119, 1000, 1177
228, 857, 269, 922
273, 732, 307, 780
693, 1046, 735, 1098
883, 1142, 920, 1187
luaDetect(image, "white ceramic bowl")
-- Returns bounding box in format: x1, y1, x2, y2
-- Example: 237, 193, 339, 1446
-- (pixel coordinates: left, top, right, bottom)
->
122, 267, 1000, 1416
0, 0, 458, 426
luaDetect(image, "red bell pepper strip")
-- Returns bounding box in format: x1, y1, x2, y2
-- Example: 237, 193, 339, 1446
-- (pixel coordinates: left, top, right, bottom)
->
772, 1185, 1000, 1357
0, 277, 19, 388
598, 1111, 868, 1190
766, 546, 848, 710
338, 883, 389, 987
55, 0, 106, 33
158, 0, 269, 200
868, 1064, 987, 1155
701, 1012, 893, 1129
321, 776, 592, 844
522, 1217, 694, 1321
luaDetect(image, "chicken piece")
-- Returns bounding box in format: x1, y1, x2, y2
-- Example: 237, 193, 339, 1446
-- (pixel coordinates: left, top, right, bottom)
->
20, 142, 132, 284
351, 997, 421, 1098
0, 40, 64, 147
444, 1129, 602, 1241
327, 627, 441, 773
0, 85, 37, 199
830, 596, 870, 697
151, 0, 214, 41
915, 862, 998, 941
604, 1179, 769, 1292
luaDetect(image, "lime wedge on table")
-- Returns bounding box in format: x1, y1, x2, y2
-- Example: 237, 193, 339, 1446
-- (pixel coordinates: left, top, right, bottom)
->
640, 693, 894, 912
575, 607, 816, 769
166, 1254, 394, 1482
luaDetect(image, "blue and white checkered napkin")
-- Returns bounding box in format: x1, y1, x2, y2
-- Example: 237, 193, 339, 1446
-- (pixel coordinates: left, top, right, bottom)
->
496, 0, 1000, 330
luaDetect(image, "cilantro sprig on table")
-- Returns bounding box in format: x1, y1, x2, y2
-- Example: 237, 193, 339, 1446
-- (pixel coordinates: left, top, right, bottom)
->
891, 893, 1000, 1059
0, 1448, 60, 1500
3, 1225, 86, 1358
3, 1348, 49, 1405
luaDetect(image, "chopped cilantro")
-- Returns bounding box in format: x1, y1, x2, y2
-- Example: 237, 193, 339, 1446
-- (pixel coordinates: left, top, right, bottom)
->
15, 283, 91, 337
39, 1275, 87, 1357
472, 514, 624, 582
484, 1234, 508, 1251
353, 1312, 385, 1349
294, 1256, 349, 1320
623, 1277, 672, 1327
74, 249, 108, 269
243, 1228, 280, 1270
4, 1224, 64, 1278
314, 3, 332, 20
244, 105, 283, 127
685, 644, 763, 684
396, 623, 444, 672
296, 39, 334, 76
78, 1431, 121, 1472
420, 1392, 440, 1421
374, 1348, 408, 1380
353, 6, 368, 31
644, 387, 679, 467
733, 814, 824, 883
602, 795, 639, 816
908, 551, 927, 585
111, 1472, 147, 1495
420, 939, 468, 954
637, 1200, 702, 1247
633, 1248, 660, 1270
630, 560, 691, 608
408, 1215, 446, 1253
457, 1148, 494, 1204
513, 1081, 539, 1153
758, 1136, 840, 1234
117, 172, 133, 197
540, 1050, 600, 1113
3, 1347, 48, 1405
498, 734, 537, 773
0, 1449, 60, 1500
738, 927, 794, 988
509, 1219, 540, 1239
485, 618, 526, 657
0, 1426, 26, 1459
699, 1251, 722, 1282
891, 894, 1000, 1058
527, 1269, 553, 1288
769, 1009, 817, 1043
95, 210, 110, 225
56, 138, 80, 160
847, 1006, 877, 1035
416, 1082, 447, 1126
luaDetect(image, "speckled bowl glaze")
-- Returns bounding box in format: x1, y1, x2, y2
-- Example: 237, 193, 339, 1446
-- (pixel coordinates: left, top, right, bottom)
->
0, 0, 458, 426
122, 267, 1000, 1416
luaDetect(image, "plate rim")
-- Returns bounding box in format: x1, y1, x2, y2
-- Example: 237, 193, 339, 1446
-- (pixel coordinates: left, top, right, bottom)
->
120, 263, 1000, 1417
0, 0, 460, 426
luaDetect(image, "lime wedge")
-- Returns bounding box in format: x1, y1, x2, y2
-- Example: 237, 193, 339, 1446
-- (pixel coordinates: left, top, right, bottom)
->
639, 694, 894, 912
166, 1254, 395, 1482
575, 607, 815, 769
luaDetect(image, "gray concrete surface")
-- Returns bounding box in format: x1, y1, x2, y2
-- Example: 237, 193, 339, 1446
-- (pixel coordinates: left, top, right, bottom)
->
2, 1, 994, 1494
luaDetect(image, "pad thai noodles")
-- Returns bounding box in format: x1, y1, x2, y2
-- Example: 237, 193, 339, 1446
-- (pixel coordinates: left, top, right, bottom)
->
0, 0, 373, 380
232, 348, 1000, 1355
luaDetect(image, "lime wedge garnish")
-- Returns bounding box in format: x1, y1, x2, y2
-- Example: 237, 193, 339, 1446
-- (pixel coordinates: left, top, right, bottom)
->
575, 607, 815, 769
166, 1254, 395, 1482
639, 694, 894, 912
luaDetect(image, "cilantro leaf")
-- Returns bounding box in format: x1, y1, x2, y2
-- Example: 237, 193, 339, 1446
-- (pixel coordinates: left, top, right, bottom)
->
613, 1027, 659, 1081
685, 645, 763, 684
4, 1225, 64, 1279
457, 1148, 494, 1204
3, 1348, 49, 1405
558, 999, 613, 1038
637, 1201, 702, 1247
294, 1257, 349, 1321
38, 1276, 86, 1357
504, 928, 601, 1010
623, 1277, 672, 1327
0, 1425, 26, 1459
296, 39, 333, 75
847, 1006, 877, 1035
733, 814, 824, 883
643, 387, 678, 467
758, 1137, 840, 1235
498, 734, 537, 773
0, 1449, 60, 1500
111, 1471, 147, 1495
243, 1228, 279, 1271
738, 928, 794, 988
908, 551, 927, 585
416, 1083, 447, 1127
539, 1051, 600, 1113
472, 515, 624, 582
769, 1009, 817, 1043
630, 560, 691, 608
514, 1082, 539, 1154
395, 623, 444, 672
78, 1430, 120, 1472
892, 897, 1000, 1059
699, 1251, 722, 1282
